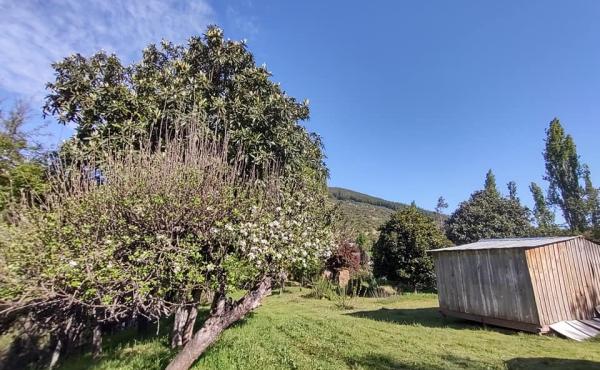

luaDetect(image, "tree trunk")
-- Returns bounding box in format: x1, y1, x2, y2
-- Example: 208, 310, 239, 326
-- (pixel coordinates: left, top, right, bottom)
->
48, 317, 74, 369
171, 305, 198, 348
166, 277, 272, 370
48, 336, 63, 369
92, 324, 102, 358
278, 271, 287, 295
136, 315, 152, 334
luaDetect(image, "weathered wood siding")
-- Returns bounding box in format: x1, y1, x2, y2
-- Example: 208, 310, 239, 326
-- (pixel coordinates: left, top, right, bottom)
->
434, 248, 539, 325
525, 238, 600, 326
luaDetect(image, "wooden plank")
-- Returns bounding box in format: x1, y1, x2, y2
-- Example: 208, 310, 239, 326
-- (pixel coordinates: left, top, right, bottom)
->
516, 249, 538, 324
433, 256, 445, 309
506, 249, 524, 322
449, 253, 460, 312
581, 319, 600, 331
577, 240, 594, 315
525, 248, 546, 326
589, 241, 600, 304
439, 308, 544, 333
533, 246, 556, 324
567, 320, 600, 337
581, 242, 600, 310
456, 251, 468, 313
588, 240, 600, 292
557, 241, 578, 319
571, 239, 593, 317
544, 244, 564, 322
551, 243, 567, 318
566, 239, 589, 319
550, 321, 591, 341
490, 249, 508, 319
475, 252, 488, 316
484, 249, 498, 318
440, 254, 454, 310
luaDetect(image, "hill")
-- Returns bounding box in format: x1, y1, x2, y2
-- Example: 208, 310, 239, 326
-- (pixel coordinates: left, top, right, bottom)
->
328, 187, 444, 247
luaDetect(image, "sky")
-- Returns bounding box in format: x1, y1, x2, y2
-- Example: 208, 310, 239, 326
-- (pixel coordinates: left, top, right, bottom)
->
0, 0, 599, 216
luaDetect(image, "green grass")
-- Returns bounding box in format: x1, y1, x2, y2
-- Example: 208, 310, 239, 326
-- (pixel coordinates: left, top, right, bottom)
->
15, 289, 600, 369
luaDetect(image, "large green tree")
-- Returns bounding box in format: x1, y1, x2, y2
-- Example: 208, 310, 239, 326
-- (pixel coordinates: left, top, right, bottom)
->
372, 204, 451, 292
445, 170, 532, 245
543, 118, 588, 231
43, 26, 325, 179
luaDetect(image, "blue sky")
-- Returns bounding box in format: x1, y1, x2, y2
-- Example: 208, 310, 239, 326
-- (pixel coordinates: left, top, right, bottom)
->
1, 1, 599, 216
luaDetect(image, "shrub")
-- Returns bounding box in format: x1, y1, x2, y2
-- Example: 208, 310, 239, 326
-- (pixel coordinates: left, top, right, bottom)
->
325, 241, 362, 273
373, 204, 451, 292
308, 278, 336, 300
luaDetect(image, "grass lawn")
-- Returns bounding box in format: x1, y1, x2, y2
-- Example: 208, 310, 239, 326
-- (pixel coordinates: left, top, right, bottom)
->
17, 288, 600, 369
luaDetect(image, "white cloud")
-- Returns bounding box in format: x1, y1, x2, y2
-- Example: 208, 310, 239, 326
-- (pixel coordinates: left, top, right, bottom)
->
0, 0, 214, 99
226, 4, 258, 39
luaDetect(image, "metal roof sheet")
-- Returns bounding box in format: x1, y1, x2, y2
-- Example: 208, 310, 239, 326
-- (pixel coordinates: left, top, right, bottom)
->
429, 236, 579, 253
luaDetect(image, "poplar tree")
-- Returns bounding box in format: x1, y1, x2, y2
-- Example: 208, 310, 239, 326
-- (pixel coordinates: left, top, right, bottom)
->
529, 182, 556, 233
435, 196, 448, 229
583, 167, 600, 236
507, 181, 518, 201
543, 119, 587, 231
484, 169, 498, 195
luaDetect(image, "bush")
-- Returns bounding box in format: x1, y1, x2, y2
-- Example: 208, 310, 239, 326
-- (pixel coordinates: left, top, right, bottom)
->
325, 241, 362, 273
346, 270, 378, 297
308, 278, 336, 300
373, 204, 451, 292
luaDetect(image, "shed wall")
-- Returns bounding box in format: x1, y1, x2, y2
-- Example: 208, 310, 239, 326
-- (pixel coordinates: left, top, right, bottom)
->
434, 248, 539, 325
525, 239, 600, 326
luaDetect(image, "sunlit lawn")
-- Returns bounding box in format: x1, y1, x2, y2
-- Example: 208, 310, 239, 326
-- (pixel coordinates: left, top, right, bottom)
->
32, 288, 600, 369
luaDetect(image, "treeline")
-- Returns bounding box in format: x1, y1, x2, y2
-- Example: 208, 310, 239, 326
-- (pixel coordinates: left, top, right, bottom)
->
329, 187, 440, 217
444, 118, 599, 244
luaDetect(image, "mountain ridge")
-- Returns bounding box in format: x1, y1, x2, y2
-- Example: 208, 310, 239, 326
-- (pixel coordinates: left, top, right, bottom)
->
328, 187, 444, 247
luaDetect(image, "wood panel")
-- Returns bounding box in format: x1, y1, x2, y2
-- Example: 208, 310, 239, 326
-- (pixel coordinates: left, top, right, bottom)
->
440, 308, 544, 333
433, 248, 539, 325
525, 238, 600, 326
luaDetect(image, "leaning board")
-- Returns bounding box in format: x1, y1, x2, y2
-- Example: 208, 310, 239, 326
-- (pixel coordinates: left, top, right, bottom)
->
550, 320, 600, 341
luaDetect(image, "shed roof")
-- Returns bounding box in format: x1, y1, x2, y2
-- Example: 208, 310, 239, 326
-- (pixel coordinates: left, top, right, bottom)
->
429, 236, 579, 253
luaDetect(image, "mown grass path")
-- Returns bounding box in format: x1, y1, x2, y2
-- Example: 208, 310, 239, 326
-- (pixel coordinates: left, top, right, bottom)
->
59, 288, 600, 369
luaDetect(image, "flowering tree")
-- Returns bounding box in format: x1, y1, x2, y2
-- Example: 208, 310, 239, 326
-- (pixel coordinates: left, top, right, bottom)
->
0, 119, 333, 369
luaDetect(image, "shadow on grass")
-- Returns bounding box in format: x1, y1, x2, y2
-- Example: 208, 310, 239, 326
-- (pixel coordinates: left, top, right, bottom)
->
346, 353, 492, 370
346, 307, 515, 333
506, 357, 600, 370
57, 308, 256, 370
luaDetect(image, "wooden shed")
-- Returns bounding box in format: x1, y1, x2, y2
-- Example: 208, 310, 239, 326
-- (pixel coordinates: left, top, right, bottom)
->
430, 236, 600, 333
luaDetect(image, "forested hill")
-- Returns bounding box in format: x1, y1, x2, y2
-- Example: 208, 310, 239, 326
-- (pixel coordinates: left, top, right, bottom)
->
329, 187, 437, 216
328, 187, 443, 247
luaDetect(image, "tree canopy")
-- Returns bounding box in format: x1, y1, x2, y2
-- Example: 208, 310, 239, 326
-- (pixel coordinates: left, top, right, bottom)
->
43, 26, 325, 179
445, 170, 532, 245
372, 204, 450, 292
